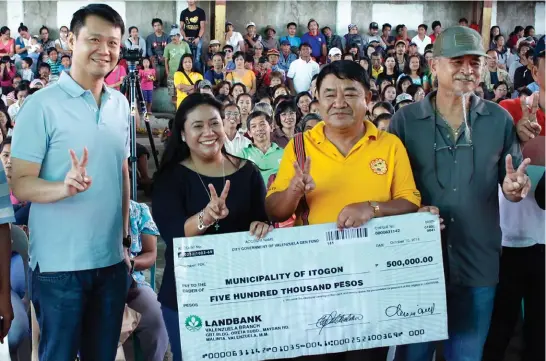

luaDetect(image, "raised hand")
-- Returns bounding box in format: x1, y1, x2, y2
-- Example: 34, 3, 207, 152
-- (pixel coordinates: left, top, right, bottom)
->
288, 157, 315, 197
516, 94, 542, 143
64, 148, 92, 197
502, 154, 531, 199
203, 180, 231, 225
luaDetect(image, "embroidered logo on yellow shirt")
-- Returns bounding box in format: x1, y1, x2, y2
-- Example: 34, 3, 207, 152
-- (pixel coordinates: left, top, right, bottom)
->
370, 158, 388, 175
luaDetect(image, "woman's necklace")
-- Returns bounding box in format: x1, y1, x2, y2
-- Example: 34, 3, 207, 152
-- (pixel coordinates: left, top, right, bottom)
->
192, 156, 226, 231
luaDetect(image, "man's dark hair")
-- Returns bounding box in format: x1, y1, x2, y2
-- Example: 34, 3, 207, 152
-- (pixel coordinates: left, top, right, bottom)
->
371, 51, 382, 58
382, 23, 392, 31
222, 44, 234, 51
47, 47, 57, 56
299, 42, 312, 51
525, 47, 535, 60
246, 110, 272, 130
459, 18, 468, 24
486, 49, 497, 57
316, 60, 371, 95
0, 136, 12, 153
418, 24, 428, 31
432, 21, 441, 30
61, 54, 71, 61
39, 62, 51, 71
287, 22, 297, 29
213, 51, 225, 61
395, 24, 405, 33
518, 41, 531, 54
524, 26, 535, 37
70, 3, 125, 38
151, 18, 163, 26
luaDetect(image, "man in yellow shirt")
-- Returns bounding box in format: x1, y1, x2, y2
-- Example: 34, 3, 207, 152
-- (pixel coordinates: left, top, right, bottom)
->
267, 59, 420, 229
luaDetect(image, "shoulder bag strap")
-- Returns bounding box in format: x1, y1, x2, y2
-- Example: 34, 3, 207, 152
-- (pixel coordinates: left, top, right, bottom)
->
182, 71, 195, 86
293, 133, 310, 226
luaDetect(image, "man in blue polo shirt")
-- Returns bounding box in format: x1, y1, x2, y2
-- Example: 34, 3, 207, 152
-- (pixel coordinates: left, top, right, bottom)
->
301, 19, 327, 63
10, 4, 131, 361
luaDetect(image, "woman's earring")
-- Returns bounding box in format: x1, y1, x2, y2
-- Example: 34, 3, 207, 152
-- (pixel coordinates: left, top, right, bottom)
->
182, 135, 186, 142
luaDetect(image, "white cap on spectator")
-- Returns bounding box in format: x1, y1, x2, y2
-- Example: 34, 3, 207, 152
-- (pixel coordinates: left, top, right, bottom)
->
169, 28, 180, 37
328, 47, 342, 56
246, 22, 256, 28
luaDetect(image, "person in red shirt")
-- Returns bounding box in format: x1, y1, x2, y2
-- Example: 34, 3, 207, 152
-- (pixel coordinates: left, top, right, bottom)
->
429, 21, 442, 43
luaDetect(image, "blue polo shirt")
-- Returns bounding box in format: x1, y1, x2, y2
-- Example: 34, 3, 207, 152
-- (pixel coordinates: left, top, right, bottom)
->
301, 32, 326, 58
0, 162, 15, 225
11, 71, 130, 273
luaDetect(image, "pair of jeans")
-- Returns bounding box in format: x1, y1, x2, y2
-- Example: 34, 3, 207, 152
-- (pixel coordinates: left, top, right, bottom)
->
161, 305, 182, 361
30, 261, 130, 361
482, 245, 545, 361
186, 38, 203, 73
394, 285, 496, 361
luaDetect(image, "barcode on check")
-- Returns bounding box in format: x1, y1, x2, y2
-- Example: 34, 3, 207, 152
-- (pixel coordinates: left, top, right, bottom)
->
325, 228, 368, 241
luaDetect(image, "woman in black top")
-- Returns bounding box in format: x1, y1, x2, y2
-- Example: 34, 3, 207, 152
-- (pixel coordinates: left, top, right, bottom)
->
152, 93, 272, 361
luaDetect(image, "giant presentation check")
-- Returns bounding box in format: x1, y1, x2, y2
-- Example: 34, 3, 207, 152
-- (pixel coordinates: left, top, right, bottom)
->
174, 213, 448, 361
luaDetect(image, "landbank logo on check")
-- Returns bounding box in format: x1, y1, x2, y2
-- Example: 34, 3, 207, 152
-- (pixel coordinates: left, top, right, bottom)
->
185, 315, 203, 331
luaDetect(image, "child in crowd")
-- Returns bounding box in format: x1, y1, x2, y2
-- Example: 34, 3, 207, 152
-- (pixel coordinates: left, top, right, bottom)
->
59, 54, 71, 72
46, 48, 62, 75
19, 58, 33, 81
373, 112, 392, 131
139, 57, 156, 115
28, 36, 42, 54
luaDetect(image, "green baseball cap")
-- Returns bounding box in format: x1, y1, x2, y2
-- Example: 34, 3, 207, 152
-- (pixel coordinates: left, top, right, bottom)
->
432, 26, 488, 58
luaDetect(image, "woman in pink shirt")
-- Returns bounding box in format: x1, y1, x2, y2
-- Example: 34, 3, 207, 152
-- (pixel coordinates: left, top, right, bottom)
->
105, 62, 127, 91
138, 57, 156, 115
0, 27, 15, 57
0, 58, 16, 88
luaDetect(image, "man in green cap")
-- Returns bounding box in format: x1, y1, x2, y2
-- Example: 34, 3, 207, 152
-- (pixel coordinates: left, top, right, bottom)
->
390, 26, 530, 361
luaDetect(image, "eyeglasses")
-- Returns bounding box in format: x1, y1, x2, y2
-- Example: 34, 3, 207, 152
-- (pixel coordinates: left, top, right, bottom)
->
225, 111, 240, 117
224, 49, 233, 53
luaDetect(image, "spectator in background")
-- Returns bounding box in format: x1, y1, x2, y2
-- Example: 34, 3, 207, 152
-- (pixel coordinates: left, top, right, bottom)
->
395, 24, 411, 45
394, 39, 407, 73
223, 102, 251, 155
0, 27, 15, 58
205, 52, 226, 85
179, 0, 206, 71
459, 17, 469, 27
38, 26, 56, 51
226, 51, 256, 95
14, 23, 31, 64
146, 18, 170, 87
509, 41, 531, 83
224, 22, 245, 53
271, 99, 298, 148
296, 112, 321, 133
125, 26, 147, 57
0, 57, 16, 89
278, 40, 297, 72
412, 24, 431, 55
344, 24, 365, 58
322, 26, 343, 54
490, 26, 501, 49
524, 25, 538, 44
328, 47, 342, 64
243, 22, 261, 55
279, 22, 301, 53
139, 57, 156, 115
507, 25, 525, 50
7, 83, 28, 123
492, 81, 508, 102
430, 21, 442, 43
381, 23, 395, 47
363, 22, 386, 49
514, 48, 535, 91
262, 25, 279, 52
287, 43, 319, 94
164, 27, 192, 107
54, 25, 71, 56
482, 49, 512, 93
494, 34, 510, 70
301, 19, 327, 62
174, 54, 203, 108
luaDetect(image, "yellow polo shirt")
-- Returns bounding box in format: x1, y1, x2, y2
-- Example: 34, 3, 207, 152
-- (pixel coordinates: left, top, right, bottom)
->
266, 120, 421, 225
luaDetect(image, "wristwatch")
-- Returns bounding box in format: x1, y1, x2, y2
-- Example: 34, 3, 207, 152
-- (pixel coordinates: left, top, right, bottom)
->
369, 201, 381, 217
123, 234, 132, 248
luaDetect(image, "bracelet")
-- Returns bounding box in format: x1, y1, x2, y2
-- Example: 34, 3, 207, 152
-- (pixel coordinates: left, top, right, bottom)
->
197, 209, 213, 231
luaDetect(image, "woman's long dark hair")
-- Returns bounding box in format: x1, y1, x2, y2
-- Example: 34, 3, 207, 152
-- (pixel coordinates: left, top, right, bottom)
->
509, 26, 524, 37
403, 54, 424, 78
157, 93, 224, 175
396, 75, 413, 95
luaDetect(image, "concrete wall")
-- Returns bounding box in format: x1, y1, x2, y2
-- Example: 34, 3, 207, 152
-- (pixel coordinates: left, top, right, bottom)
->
24, 1, 57, 37
496, 1, 538, 36
0, 2, 7, 31
125, 1, 177, 38
226, 0, 337, 37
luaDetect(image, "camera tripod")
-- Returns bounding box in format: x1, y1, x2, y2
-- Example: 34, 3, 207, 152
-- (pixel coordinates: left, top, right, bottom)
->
120, 60, 160, 200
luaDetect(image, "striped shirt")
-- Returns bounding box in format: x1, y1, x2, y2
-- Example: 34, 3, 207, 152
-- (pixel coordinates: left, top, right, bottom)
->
46, 59, 62, 76
0, 162, 15, 224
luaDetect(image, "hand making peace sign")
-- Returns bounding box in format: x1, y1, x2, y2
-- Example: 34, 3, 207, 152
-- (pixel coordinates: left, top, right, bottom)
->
288, 157, 316, 197
502, 154, 531, 199
516, 93, 542, 143
203, 180, 231, 225
64, 148, 92, 197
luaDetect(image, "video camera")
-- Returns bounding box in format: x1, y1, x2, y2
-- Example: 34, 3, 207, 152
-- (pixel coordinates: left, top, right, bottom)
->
122, 47, 142, 64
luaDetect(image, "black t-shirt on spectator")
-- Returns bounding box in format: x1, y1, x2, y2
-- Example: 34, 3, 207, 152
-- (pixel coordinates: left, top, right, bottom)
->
180, 7, 206, 39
